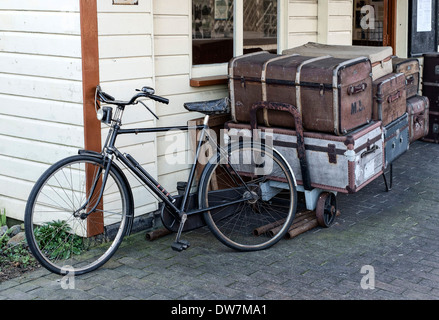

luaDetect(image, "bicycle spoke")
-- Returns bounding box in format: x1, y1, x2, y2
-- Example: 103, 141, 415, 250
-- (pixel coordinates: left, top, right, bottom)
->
202, 142, 296, 251
25, 156, 130, 275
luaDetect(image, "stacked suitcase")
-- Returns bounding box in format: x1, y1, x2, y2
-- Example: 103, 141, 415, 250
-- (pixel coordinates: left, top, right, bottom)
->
226, 43, 430, 194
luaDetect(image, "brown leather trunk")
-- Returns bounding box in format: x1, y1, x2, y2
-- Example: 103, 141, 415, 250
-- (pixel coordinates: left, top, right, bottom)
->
372, 72, 407, 126
392, 58, 420, 98
229, 52, 373, 135
422, 53, 439, 112
406, 95, 429, 143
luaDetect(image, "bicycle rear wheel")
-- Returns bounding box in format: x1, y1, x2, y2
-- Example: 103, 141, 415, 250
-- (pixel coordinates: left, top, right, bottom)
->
200, 141, 297, 251
24, 154, 132, 275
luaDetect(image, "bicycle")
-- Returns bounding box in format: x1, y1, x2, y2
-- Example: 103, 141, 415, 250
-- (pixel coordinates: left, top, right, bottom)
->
24, 86, 298, 275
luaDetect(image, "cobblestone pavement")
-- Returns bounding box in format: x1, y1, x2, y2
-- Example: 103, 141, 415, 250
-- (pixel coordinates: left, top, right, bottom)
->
1, 140, 439, 301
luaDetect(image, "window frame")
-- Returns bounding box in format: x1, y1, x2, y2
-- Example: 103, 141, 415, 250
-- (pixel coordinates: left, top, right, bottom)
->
189, 0, 287, 80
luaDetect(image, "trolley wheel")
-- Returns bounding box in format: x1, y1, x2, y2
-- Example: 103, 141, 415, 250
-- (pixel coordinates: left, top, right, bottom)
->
316, 192, 337, 228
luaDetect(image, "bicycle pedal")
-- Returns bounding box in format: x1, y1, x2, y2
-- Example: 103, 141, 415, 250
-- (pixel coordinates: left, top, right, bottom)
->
178, 239, 190, 248
171, 240, 190, 252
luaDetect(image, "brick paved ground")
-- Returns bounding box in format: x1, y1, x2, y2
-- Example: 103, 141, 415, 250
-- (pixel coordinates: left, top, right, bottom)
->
1, 140, 439, 300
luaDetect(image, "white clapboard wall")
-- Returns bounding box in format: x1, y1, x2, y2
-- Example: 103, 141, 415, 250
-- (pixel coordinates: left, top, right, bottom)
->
153, 0, 228, 196
97, 0, 159, 217
0, 0, 83, 221
287, 0, 352, 47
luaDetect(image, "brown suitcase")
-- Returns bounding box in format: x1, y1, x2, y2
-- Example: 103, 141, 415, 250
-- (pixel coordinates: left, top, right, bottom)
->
372, 72, 407, 126
423, 110, 439, 143
422, 52, 439, 112
229, 52, 373, 135
392, 58, 420, 98
406, 95, 429, 143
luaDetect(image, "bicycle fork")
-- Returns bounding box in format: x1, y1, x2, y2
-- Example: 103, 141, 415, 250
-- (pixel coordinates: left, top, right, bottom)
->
75, 156, 112, 220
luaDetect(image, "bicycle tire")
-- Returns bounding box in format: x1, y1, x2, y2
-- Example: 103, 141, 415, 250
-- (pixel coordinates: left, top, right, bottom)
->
199, 141, 297, 251
25, 154, 132, 275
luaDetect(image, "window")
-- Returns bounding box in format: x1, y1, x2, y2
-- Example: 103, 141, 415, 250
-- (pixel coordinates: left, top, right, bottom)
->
353, 0, 385, 46
352, 0, 397, 50
243, 0, 277, 53
192, 0, 278, 66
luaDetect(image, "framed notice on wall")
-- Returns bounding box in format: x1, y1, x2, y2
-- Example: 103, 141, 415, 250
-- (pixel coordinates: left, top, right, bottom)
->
408, 0, 438, 56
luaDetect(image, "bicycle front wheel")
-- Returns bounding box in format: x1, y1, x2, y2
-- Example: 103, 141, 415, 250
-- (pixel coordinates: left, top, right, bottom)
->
25, 154, 132, 275
200, 142, 297, 251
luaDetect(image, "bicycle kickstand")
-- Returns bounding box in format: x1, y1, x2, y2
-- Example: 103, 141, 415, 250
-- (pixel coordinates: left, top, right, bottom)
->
171, 213, 190, 252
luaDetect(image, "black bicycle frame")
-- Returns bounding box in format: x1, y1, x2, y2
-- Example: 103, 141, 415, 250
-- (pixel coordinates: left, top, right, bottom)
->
116, 123, 205, 219
92, 114, 251, 223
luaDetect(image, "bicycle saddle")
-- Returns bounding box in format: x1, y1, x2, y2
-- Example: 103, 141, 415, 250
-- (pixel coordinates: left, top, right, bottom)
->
184, 97, 230, 115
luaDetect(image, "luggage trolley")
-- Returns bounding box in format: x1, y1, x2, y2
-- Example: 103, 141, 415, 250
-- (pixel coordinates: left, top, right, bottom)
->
227, 100, 390, 230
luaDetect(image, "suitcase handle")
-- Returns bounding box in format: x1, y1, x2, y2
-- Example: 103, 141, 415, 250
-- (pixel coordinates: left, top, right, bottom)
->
347, 83, 367, 95
387, 91, 402, 103
250, 101, 302, 132
361, 144, 379, 158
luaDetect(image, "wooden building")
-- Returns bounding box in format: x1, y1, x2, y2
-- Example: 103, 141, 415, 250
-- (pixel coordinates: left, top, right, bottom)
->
0, 0, 436, 223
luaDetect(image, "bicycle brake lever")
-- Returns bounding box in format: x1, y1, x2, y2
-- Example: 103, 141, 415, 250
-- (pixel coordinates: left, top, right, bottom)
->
137, 100, 159, 120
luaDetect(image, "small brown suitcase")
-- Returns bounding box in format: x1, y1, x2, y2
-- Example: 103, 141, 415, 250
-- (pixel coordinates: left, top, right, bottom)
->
229, 52, 373, 135
423, 110, 439, 143
392, 58, 420, 98
372, 72, 407, 126
406, 95, 429, 143
422, 53, 439, 112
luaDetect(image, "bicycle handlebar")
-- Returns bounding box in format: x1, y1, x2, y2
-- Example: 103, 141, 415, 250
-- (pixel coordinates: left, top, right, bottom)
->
148, 94, 169, 105
96, 85, 169, 106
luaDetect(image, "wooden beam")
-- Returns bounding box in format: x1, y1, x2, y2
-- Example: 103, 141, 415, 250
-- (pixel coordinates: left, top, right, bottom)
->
80, 0, 103, 237
80, 0, 101, 153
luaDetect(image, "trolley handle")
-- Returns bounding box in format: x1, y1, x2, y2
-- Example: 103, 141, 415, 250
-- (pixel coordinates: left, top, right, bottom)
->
250, 101, 312, 191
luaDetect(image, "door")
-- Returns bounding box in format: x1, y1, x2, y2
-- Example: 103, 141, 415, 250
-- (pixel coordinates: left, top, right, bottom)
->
408, 0, 438, 57
383, 0, 396, 50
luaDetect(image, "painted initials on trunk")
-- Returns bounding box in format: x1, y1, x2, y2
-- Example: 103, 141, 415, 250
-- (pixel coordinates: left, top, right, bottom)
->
351, 100, 365, 115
